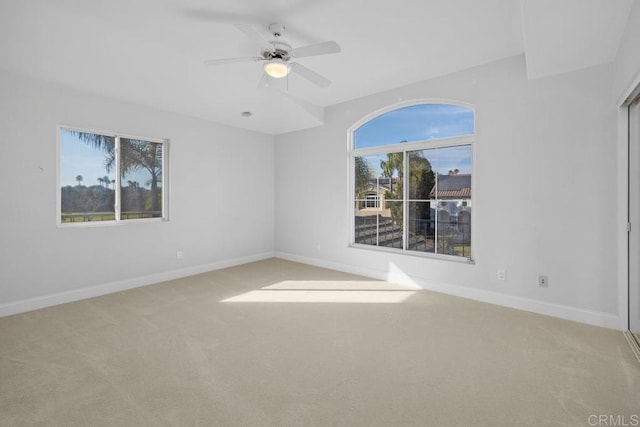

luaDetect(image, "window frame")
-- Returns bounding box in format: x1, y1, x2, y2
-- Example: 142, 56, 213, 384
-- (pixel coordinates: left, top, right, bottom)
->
348, 100, 475, 263
56, 124, 170, 227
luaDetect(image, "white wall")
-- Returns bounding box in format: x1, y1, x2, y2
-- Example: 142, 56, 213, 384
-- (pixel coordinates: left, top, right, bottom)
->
0, 55, 622, 328
0, 69, 275, 314
614, 0, 640, 102
275, 55, 620, 328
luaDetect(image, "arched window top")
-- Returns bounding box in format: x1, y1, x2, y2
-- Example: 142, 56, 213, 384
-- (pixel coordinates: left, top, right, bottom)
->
353, 103, 474, 150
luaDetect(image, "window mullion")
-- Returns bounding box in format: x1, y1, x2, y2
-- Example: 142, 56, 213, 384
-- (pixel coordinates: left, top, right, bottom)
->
434, 150, 439, 254
352, 135, 473, 158
114, 136, 121, 222
376, 176, 379, 246
161, 141, 167, 220
403, 150, 408, 251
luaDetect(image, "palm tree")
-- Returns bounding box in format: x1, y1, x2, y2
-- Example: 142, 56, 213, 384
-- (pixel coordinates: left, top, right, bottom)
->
379, 151, 435, 226
75, 175, 83, 186
73, 132, 116, 170
408, 153, 435, 199
97, 177, 104, 187
380, 152, 403, 196
121, 139, 163, 212
72, 131, 163, 212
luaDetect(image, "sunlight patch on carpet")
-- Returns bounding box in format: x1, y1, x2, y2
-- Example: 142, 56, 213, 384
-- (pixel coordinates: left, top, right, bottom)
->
222, 280, 416, 303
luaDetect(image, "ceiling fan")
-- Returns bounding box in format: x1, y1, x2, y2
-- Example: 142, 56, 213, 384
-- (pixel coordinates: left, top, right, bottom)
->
204, 23, 341, 88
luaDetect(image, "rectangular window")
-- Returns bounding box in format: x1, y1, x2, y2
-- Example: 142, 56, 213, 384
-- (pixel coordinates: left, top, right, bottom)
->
352, 145, 471, 258
351, 103, 474, 261
364, 194, 380, 208
59, 127, 168, 225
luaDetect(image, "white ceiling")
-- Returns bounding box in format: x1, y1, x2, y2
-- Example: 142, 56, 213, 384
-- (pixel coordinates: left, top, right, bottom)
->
0, 0, 633, 135
521, 0, 633, 79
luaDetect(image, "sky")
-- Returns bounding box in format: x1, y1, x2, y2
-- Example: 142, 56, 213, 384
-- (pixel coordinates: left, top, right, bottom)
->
60, 131, 114, 187
354, 103, 474, 149
354, 104, 474, 177
60, 130, 156, 188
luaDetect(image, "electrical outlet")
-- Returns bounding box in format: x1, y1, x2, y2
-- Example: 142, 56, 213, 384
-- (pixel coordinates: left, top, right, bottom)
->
497, 270, 506, 281
538, 275, 548, 288
177, 251, 183, 260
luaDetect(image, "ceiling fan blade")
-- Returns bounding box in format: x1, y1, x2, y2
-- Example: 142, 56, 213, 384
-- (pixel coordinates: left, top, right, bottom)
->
234, 23, 274, 52
204, 56, 263, 66
289, 62, 331, 88
291, 41, 341, 58
256, 72, 269, 90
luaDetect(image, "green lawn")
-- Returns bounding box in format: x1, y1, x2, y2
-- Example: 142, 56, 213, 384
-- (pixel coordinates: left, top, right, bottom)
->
61, 212, 157, 222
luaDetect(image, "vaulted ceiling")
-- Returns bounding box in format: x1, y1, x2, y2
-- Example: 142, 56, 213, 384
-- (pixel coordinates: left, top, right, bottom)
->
0, 0, 633, 134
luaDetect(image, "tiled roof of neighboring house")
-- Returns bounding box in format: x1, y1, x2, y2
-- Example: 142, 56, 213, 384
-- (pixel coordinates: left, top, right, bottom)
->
428, 174, 471, 199
434, 188, 471, 198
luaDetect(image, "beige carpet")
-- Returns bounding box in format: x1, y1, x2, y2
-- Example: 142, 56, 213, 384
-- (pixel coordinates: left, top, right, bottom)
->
1, 258, 639, 426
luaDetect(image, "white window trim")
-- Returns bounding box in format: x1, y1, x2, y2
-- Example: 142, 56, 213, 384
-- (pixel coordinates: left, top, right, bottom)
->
347, 100, 476, 263
56, 124, 170, 227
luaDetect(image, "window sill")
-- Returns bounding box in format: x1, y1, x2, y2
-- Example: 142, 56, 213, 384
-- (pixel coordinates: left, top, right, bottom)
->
57, 217, 167, 228
350, 243, 475, 264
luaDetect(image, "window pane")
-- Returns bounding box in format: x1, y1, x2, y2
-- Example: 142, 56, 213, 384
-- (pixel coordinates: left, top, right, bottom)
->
408, 149, 436, 252
120, 138, 163, 219
354, 155, 381, 247
405, 145, 472, 256
408, 149, 436, 200
354, 153, 403, 248
354, 201, 377, 246
432, 145, 472, 256
379, 201, 403, 249
60, 130, 115, 223
437, 201, 471, 257
408, 201, 435, 253
354, 104, 474, 149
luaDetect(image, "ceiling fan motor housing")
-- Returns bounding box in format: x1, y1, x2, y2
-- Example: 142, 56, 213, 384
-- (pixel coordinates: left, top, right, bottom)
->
263, 38, 292, 61
263, 48, 291, 62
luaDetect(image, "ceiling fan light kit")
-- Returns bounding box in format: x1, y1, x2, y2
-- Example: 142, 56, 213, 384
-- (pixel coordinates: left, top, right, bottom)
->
264, 59, 289, 78
204, 22, 341, 88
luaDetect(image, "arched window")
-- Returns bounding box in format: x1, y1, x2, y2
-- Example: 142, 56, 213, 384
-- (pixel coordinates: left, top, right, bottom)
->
350, 102, 474, 260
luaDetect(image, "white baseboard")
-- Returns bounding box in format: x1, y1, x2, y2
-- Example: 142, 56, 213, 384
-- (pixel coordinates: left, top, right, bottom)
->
623, 331, 640, 363
3, 250, 623, 331
0, 252, 275, 318
275, 251, 623, 330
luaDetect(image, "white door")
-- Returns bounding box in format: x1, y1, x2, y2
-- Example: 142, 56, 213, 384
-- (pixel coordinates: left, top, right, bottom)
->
630, 97, 640, 342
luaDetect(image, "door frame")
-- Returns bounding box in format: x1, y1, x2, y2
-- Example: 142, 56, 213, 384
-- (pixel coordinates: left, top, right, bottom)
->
618, 72, 640, 361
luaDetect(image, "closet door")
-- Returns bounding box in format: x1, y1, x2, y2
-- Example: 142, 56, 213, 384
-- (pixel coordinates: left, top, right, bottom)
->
630, 97, 640, 342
